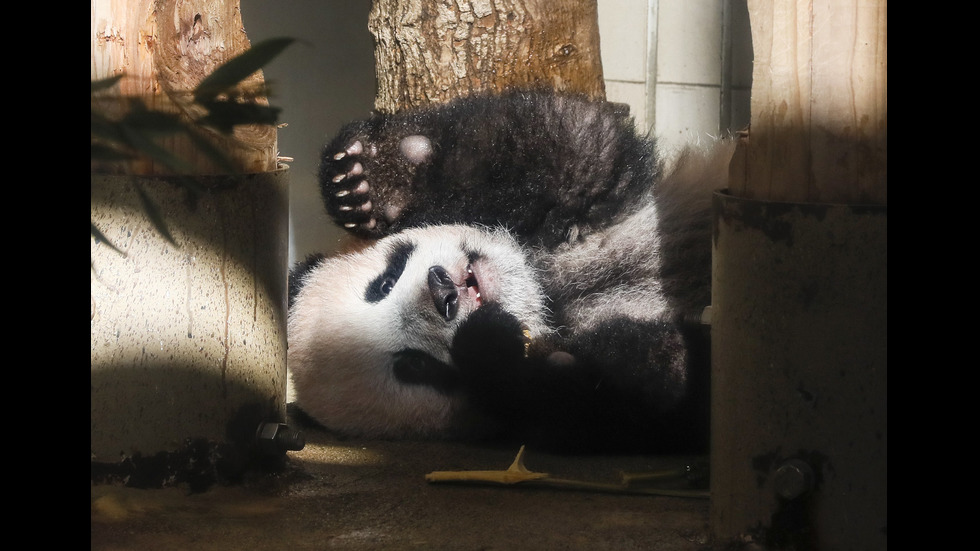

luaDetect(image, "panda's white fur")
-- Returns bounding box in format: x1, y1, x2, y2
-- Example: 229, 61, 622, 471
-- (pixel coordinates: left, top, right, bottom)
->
289, 224, 553, 438
289, 91, 732, 452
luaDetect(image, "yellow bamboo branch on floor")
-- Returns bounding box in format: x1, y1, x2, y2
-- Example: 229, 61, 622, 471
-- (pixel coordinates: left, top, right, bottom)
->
425, 446, 710, 499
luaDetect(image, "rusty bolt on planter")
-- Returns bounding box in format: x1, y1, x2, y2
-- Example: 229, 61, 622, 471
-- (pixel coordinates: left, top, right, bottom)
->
773, 458, 815, 500
256, 422, 306, 454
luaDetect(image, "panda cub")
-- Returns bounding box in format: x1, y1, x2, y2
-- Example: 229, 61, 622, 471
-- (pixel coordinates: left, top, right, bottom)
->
288, 90, 731, 453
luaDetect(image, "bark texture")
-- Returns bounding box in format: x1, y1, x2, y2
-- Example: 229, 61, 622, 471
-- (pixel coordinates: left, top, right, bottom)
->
92, 0, 277, 174
368, 0, 605, 113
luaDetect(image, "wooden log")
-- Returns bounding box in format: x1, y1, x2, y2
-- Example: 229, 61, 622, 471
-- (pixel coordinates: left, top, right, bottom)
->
368, 0, 606, 113
730, 0, 886, 204
91, 0, 277, 174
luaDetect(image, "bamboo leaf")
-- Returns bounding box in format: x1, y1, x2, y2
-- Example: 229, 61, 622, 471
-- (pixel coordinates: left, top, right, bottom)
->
121, 105, 186, 135
91, 38, 293, 251
193, 37, 295, 102
197, 100, 282, 134
91, 222, 127, 257
133, 183, 178, 247
119, 124, 195, 173
90, 142, 137, 161
183, 127, 239, 175
91, 111, 128, 146
91, 74, 123, 93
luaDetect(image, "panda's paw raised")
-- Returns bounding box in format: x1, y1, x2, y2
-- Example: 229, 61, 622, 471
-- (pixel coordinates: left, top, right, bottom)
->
320, 140, 381, 235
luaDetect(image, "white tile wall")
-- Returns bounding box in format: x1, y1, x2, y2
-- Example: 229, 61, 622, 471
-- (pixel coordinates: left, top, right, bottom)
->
597, 0, 649, 83
597, 0, 651, 133
654, 83, 722, 157
604, 80, 649, 132
656, 0, 723, 86
597, 0, 745, 159
654, 0, 724, 156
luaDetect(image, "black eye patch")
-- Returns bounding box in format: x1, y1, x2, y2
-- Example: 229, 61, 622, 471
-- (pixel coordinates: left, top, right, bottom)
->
392, 349, 461, 395
365, 242, 415, 303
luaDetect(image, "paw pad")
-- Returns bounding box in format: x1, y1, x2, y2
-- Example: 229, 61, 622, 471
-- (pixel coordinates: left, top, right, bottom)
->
398, 135, 433, 165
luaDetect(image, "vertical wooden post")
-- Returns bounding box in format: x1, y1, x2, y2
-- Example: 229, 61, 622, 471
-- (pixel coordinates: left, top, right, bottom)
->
91, 1, 290, 482
728, 0, 886, 204
91, 0, 278, 174
711, 1, 887, 548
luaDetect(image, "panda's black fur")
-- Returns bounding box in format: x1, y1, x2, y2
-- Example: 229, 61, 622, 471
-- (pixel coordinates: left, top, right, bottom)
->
288, 90, 732, 453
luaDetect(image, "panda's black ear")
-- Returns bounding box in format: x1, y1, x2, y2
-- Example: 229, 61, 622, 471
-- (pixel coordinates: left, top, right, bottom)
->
288, 254, 326, 309
392, 349, 461, 395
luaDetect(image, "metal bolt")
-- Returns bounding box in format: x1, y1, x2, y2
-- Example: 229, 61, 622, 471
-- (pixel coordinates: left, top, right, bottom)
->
773, 458, 814, 500
255, 422, 306, 454
683, 306, 713, 326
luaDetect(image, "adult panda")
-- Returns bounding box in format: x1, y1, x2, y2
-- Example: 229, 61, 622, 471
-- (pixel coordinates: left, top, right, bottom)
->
287, 90, 732, 453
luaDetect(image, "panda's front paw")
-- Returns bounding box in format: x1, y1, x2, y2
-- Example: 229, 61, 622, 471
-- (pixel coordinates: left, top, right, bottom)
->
319, 139, 382, 236
451, 303, 529, 382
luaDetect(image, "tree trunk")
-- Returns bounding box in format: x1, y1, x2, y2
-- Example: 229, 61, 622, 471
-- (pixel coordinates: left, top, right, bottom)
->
91, 0, 290, 470
368, 0, 605, 114
91, 0, 277, 174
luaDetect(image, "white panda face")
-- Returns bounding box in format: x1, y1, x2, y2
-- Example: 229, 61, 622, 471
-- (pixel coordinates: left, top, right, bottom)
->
287, 224, 550, 438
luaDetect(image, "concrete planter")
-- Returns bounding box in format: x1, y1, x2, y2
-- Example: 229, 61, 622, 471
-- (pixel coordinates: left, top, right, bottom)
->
710, 190, 886, 550
91, 168, 290, 485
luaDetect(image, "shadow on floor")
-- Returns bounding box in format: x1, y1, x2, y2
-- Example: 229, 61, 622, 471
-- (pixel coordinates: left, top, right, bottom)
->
92, 414, 714, 551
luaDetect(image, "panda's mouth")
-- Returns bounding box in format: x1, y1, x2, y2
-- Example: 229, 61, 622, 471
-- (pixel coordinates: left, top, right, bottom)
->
464, 265, 483, 306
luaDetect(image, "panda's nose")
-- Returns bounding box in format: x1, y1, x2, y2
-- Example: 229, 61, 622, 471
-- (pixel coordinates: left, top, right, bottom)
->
428, 266, 459, 321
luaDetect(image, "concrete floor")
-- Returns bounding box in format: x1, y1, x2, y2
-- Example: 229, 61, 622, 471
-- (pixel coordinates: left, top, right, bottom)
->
91, 413, 714, 551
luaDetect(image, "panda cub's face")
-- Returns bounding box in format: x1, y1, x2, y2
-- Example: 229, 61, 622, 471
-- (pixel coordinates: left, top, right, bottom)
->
288, 224, 550, 438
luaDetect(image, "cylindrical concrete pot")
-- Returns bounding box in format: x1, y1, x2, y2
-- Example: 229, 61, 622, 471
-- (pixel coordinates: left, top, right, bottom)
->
710, 190, 886, 550
91, 168, 290, 485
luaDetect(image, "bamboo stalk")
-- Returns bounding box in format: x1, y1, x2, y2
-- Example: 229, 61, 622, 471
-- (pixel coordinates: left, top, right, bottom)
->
425, 446, 710, 499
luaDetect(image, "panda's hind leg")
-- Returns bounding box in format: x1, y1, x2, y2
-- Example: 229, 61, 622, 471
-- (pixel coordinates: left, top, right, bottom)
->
319, 138, 380, 235
319, 120, 439, 238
